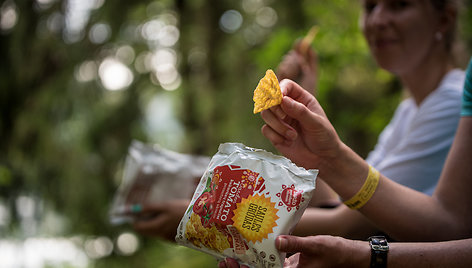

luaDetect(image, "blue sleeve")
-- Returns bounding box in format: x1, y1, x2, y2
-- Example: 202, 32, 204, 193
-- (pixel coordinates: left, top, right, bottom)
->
462, 58, 472, 116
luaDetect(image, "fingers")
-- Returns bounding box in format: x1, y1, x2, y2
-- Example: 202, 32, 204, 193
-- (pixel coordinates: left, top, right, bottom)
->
284, 253, 301, 268
260, 109, 297, 144
276, 51, 301, 81
138, 203, 164, 213
279, 79, 313, 104
270, 105, 287, 120
276, 235, 309, 254
133, 214, 177, 241
133, 215, 163, 232
260, 80, 322, 144
280, 95, 322, 132
219, 258, 249, 268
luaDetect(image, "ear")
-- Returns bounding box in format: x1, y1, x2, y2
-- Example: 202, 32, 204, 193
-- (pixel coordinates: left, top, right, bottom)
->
437, 4, 457, 36
436, 3, 458, 50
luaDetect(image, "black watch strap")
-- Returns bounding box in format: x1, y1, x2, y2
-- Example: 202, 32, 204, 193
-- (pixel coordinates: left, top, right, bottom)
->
369, 236, 389, 268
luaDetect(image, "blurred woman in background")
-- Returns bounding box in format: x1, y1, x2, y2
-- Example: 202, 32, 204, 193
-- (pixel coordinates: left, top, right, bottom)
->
277, 0, 466, 240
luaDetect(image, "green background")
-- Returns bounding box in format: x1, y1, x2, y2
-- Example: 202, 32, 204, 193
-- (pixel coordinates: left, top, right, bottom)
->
1, 0, 471, 267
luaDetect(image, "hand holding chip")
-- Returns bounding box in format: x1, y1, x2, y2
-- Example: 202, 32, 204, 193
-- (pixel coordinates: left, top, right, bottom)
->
260, 79, 342, 171
276, 43, 317, 94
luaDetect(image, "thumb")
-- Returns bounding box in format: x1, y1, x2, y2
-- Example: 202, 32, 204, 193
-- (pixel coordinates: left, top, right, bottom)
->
276, 235, 308, 253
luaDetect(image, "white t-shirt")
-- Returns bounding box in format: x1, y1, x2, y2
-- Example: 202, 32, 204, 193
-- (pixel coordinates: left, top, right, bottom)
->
366, 69, 465, 195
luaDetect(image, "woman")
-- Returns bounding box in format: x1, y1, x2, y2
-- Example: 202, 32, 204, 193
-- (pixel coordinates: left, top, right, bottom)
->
224, 54, 471, 268
277, 0, 465, 240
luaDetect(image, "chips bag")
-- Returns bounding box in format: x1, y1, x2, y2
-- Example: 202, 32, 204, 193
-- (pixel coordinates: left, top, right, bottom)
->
109, 140, 210, 224
176, 143, 318, 268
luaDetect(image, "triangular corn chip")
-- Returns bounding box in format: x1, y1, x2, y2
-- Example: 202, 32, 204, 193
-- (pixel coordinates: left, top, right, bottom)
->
253, 69, 282, 114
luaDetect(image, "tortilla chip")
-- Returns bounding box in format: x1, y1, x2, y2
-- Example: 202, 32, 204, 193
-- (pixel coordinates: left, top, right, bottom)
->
253, 69, 282, 114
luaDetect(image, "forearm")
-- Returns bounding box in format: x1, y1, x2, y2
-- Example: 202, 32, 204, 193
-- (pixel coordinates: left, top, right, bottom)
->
294, 206, 380, 240
308, 179, 340, 208
388, 239, 472, 268
360, 178, 457, 241
318, 143, 462, 241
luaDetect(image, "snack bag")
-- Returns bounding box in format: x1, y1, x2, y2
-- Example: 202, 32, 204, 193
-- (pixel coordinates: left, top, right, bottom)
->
109, 140, 210, 224
176, 143, 318, 268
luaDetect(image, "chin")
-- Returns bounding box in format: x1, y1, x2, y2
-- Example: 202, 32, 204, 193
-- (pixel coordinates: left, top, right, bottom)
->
373, 55, 403, 75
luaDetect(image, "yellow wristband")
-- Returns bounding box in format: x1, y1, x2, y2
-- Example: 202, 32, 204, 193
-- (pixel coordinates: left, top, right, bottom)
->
343, 165, 380, 210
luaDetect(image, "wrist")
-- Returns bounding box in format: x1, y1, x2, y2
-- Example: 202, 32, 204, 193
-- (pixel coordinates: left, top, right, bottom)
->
318, 143, 370, 201
351, 240, 371, 268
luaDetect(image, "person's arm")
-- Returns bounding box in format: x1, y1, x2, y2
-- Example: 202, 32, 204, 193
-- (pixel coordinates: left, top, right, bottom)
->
132, 199, 190, 241
274, 235, 472, 268
293, 205, 379, 240
307, 178, 340, 208
388, 238, 472, 268
357, 117, 472, 241
261, 79, 472, 241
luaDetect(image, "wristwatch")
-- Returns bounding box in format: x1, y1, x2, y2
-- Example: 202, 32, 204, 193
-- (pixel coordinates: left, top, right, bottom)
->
368, 236, 389, 268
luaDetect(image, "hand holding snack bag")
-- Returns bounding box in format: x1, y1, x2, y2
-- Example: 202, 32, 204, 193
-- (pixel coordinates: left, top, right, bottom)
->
109, 140, 210, 225
175, 143, 318, 268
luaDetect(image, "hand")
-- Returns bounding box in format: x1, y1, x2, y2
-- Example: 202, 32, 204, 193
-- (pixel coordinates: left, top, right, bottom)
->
218, 258, 250, 268
132, 199, 189, 241
261, 79, 341, 170
276, 40, 318, 94
276, 235, 369, 268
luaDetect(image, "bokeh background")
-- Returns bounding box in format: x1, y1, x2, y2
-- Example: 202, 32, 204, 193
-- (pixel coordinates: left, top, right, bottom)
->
1, 0, 471, 267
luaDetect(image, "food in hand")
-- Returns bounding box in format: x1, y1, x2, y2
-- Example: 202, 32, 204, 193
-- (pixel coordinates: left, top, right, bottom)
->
253, 69, 283, 114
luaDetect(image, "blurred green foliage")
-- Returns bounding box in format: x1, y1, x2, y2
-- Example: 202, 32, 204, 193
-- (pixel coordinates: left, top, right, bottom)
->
0, 0, 471, 267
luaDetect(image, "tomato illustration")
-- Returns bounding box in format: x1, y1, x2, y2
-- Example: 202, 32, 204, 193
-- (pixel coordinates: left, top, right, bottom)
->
193, 191, 212, 215
193, 191, 216, 227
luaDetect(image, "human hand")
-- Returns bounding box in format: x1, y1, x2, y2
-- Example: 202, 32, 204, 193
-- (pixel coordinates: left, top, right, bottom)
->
132, 199, 189, 241
218, 258, 250, 268
260, 79, 342, 170
276, 40, 318, 94
276, 235, 369, 268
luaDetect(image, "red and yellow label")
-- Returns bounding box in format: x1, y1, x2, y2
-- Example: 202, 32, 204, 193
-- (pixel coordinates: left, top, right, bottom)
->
232, 194, 279, 243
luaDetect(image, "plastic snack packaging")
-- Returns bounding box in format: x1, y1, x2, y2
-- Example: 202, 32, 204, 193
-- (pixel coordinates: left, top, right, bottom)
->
175, 143, 318, 268
109, 140, 210, 224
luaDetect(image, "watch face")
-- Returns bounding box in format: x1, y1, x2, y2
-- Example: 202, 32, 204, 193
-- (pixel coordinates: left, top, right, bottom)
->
369, 236, 389, 268
369, 236, 389, 251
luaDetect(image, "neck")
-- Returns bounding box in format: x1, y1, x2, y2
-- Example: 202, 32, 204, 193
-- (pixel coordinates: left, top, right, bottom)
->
399, 53, 454, 106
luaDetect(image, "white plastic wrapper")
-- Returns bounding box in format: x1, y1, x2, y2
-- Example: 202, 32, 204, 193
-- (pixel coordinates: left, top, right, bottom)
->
175, 143, 318, 268
109, 140, 210, 224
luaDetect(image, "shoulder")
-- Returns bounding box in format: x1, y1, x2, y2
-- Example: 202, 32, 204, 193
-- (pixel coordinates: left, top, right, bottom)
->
432, 69, 465, 97
420, 69, 464, 113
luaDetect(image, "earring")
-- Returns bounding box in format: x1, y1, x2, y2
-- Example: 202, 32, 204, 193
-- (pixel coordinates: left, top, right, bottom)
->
435, 32, 443, 41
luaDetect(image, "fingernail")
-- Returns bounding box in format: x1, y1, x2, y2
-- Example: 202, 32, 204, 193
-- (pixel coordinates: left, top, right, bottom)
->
286, 130, 297, 140
275, 108, 287, 120
131, 204, 142, 213
276, 236, 286, 250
